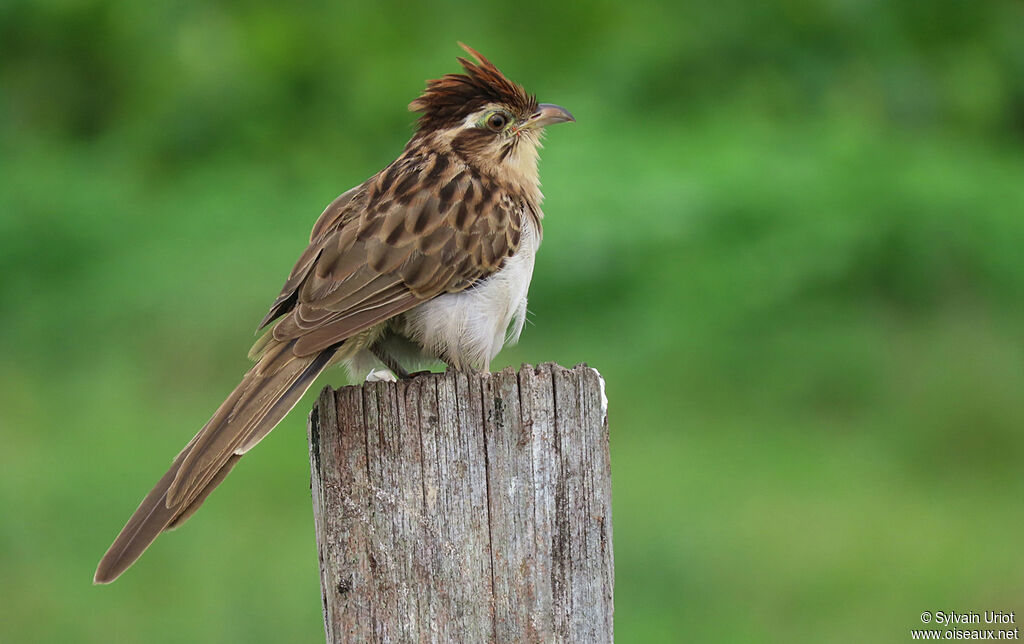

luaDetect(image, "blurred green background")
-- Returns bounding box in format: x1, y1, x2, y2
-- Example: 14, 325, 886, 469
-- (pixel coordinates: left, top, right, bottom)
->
3, 0, 1024, 641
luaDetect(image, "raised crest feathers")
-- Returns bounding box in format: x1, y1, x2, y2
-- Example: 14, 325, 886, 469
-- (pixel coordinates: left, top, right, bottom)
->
409, 43, 538, 131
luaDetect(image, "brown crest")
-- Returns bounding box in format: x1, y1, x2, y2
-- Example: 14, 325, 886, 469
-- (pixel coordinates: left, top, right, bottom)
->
409, 43, 538, 132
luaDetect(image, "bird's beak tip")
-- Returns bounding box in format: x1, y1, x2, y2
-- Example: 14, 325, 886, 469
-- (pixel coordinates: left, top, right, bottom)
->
529, 103, 575, 128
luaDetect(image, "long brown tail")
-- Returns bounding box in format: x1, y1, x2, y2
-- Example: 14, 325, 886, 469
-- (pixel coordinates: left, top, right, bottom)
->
94, 340, 338, 584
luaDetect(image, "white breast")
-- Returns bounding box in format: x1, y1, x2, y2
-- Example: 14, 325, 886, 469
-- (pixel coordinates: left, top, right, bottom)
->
401, 215, 539, 370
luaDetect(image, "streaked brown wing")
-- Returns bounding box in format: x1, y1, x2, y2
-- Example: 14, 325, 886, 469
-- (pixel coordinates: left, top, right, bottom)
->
171, 153, 524, 504
262, 154, 524, 357
257, 186, 362, 329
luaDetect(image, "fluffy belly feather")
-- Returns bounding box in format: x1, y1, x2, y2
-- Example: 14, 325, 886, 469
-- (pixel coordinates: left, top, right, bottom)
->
399, 215, 538, 370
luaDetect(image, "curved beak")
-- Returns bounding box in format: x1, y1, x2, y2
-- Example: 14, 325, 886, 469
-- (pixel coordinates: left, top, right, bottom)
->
524, 103, 575, 129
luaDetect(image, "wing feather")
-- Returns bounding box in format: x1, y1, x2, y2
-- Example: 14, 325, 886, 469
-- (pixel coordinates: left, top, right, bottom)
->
255, 149, 526, 361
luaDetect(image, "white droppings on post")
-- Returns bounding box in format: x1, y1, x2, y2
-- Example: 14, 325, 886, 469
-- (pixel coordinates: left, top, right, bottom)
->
593, 367, 608, 422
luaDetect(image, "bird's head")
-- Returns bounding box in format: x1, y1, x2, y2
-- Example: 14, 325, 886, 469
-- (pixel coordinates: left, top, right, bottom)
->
408, 43, 573, 187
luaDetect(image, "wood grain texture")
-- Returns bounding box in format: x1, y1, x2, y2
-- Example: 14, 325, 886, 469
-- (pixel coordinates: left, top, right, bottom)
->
307, 363, 613, 643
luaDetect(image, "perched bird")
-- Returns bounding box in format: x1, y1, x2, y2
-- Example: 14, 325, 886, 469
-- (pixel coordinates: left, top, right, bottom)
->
94, 43, 574, 583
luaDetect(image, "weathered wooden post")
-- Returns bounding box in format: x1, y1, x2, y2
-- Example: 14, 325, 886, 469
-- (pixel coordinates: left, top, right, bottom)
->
307, 362, 613, 643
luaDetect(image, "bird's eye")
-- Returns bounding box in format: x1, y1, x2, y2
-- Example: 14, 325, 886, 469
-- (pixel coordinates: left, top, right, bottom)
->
486, 112, 509, 132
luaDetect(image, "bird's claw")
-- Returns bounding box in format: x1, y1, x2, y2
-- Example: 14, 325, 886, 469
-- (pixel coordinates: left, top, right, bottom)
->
365, 368, 398, 383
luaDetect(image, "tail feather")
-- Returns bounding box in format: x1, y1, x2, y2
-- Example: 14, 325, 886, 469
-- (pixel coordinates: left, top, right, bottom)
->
165, 454, 241, 531
94, 341, 338, 584
167, 341, 335, 507
94, 450, 190, 584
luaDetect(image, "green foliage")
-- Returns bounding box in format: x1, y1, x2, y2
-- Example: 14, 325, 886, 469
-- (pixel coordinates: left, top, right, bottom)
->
2, 1, 1023, 642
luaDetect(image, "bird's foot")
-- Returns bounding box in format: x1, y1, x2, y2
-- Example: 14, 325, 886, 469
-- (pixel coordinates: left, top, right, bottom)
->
369, 345, 410, 379
365, 368, 398, 383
